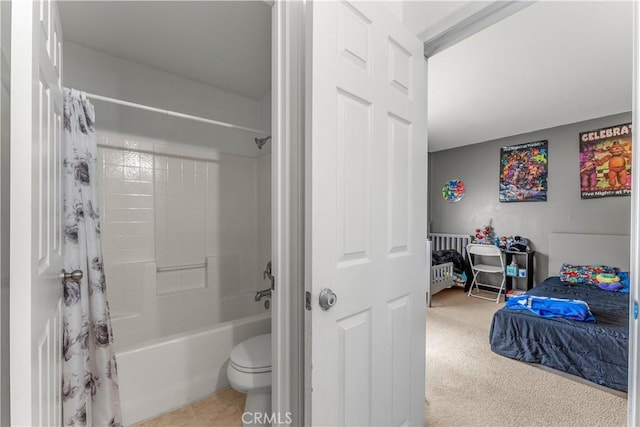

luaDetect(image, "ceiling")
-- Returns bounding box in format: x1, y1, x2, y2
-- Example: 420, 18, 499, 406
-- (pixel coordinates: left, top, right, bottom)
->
427, 0, 633, 152
58, 1, 272, 100
58, 1, 633, 152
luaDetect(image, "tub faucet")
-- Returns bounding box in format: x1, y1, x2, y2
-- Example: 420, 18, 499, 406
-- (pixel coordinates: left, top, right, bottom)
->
255, 288, 271, 301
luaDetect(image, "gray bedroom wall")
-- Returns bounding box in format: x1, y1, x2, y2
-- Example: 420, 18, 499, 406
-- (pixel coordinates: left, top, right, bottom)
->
429, 112, 632, 286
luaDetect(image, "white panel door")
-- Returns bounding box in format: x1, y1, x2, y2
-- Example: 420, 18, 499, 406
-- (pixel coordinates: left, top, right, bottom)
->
308, 1, 427, 425
10, 0, 64, 425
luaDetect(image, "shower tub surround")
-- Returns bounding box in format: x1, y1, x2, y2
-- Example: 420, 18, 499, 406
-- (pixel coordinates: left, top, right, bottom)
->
96, 133, 271, 423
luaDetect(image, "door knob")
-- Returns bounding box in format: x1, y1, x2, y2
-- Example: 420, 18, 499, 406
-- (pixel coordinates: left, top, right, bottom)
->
60, 269, 83, 284
318, 288, 337, 310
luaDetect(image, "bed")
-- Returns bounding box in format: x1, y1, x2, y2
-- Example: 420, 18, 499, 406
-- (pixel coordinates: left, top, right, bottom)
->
489, 233, 630, 392
428, 232, 472, 307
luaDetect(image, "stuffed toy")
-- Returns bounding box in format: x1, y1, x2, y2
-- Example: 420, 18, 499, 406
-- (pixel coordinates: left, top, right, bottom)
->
473, 225, 493, 244
507, 236, 529, 252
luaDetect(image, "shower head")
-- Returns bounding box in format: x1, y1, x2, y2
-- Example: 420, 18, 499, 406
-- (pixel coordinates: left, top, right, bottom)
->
254, 136, 271, 150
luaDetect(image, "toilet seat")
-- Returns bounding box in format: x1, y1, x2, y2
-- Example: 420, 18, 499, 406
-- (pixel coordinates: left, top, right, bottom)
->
229, 333, 272, 374
230, 361, 271, 374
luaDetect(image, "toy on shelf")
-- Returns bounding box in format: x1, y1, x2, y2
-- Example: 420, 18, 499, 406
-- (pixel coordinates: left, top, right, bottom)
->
498, 236, 508, 250
508, 236, 529, 252
497, 235, 530, 251
473, 225, 494, 244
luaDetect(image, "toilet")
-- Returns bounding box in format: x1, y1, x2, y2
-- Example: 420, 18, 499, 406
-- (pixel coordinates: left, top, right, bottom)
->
227, 333, 272, 426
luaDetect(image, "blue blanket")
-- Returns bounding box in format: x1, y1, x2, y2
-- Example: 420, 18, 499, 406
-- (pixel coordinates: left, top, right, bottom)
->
505, 295, 596, 322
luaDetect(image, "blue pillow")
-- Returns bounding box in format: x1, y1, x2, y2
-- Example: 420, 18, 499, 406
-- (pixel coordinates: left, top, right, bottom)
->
617, 271, 630, 294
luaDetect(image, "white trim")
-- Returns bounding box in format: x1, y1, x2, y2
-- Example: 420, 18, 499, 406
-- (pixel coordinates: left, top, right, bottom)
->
420, 1, 534, 57
0, 1, 9, 424
303, 1, 313, 424
272, 0, 306, 425
10, 1, 35, 423
84, 92, 270, 136
627, 0, 640, 423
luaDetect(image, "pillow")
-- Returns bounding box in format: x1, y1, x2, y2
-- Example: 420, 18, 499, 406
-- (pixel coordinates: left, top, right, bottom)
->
559, 263, 617, 285
617, 271, 630, 294
595, 273, 622, 291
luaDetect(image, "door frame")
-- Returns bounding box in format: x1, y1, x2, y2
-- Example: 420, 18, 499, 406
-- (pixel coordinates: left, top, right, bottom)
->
628, 1, 640, 424
271, 0, 306, 425
0, 1, 9, 425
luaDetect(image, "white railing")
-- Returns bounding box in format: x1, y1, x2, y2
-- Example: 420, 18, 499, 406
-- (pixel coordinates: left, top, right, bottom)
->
428, 232, 472, 258
427, 232, 472, 306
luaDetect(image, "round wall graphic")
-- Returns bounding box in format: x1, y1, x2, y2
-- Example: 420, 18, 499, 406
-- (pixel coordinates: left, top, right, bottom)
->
442, 180, 465, 202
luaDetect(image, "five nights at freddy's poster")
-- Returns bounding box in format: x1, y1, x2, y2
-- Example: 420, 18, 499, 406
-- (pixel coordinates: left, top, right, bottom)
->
499, 140, 548, 202
579, 123, 632, 199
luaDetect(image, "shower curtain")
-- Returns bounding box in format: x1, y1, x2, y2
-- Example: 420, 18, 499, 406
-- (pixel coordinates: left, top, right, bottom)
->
62, 88, 122, 427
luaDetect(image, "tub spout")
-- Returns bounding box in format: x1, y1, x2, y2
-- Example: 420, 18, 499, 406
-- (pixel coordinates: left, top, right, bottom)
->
255, 288, 271, 301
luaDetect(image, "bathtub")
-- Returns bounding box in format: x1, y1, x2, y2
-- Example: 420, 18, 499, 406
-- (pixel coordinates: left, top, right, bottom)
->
116, 311, 271, 425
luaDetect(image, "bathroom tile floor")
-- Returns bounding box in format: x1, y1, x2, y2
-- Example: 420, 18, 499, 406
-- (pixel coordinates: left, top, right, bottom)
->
134, 388, 246, 427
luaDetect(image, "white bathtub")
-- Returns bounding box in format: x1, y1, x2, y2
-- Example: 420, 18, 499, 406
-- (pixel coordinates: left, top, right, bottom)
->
116, 312, 271, 425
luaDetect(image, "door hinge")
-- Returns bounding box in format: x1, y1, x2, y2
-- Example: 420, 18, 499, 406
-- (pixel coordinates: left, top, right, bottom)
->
305, 291, 312, 311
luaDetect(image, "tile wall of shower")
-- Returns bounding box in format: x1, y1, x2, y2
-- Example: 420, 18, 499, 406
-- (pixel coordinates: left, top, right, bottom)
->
64, 43, 272, 351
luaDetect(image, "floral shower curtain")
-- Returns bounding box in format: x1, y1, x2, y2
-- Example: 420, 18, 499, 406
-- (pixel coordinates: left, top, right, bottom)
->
62, 88, 122, 426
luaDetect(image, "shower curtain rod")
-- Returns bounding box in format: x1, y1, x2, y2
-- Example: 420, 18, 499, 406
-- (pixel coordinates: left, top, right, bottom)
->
84, 92, 270, 136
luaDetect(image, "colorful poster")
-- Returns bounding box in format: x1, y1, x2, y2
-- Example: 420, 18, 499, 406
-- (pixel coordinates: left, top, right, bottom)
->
499, 140, 548, 202
442, 179, 465, 202
579, 123, 632, 199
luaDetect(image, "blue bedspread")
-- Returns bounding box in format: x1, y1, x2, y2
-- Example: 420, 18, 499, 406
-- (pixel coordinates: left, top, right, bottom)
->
489, 276, 629, 391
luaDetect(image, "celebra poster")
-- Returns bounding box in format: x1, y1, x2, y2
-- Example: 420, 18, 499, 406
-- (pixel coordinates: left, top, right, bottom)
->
579, 123, 632, 199
499, 140, 548, 202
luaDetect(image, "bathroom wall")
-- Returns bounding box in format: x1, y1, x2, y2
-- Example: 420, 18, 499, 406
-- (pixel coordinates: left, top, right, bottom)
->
64, 43, 272, 350
63, 42, 271, 157
96, 135, 270, 348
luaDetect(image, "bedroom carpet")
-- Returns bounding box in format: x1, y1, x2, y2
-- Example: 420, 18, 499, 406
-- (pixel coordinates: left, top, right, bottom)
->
425, 287, 627, 427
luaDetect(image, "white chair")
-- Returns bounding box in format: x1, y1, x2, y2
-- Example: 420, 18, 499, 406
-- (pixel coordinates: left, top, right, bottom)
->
466, 243, 506, 303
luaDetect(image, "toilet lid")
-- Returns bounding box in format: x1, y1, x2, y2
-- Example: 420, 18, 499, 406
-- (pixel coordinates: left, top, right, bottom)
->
230, 333, 272, 371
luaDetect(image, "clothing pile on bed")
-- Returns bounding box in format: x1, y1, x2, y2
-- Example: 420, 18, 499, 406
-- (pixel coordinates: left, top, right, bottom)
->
505, 295, 596, 322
